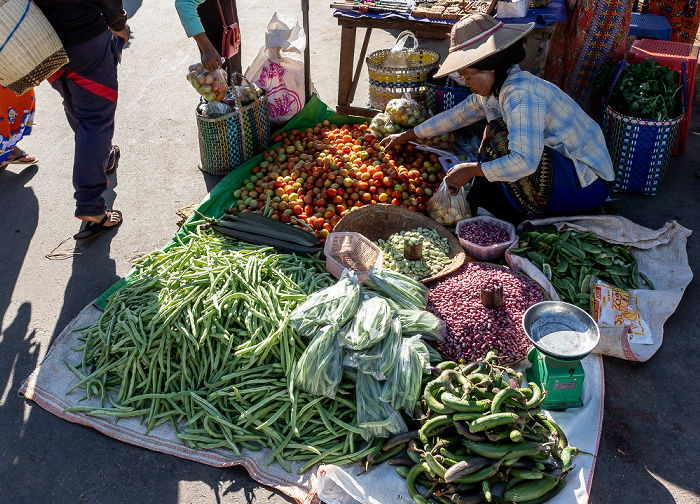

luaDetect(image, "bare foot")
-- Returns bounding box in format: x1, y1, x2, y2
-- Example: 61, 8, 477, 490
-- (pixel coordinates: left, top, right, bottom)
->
77, 210, 122, 227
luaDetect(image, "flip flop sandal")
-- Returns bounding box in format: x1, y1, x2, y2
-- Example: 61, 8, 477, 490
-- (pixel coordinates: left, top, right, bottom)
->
3, 151, 39, 165
74, 210, 123, 240
106, 145, 120, 174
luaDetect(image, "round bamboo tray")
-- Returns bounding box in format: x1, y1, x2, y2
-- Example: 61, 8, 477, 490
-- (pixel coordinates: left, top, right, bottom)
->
333, 204, 465, 283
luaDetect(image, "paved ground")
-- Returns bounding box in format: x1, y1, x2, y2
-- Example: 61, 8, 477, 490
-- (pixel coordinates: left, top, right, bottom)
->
0, 0, 698, 503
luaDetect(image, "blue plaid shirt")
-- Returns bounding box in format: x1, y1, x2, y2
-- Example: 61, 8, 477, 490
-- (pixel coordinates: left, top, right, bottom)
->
415, 66, 614, 187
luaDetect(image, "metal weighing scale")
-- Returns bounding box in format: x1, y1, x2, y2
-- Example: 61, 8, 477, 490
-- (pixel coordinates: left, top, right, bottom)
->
522, 301, 600, 410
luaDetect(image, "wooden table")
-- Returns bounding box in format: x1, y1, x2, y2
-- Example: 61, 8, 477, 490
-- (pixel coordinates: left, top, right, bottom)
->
335, 15, 555, 117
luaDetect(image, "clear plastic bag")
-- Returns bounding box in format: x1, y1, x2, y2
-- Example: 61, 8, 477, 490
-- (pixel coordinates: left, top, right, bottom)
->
381, 31, 417, 69
338, 297, 392, 351
366, 266, 428, 311
361, 290, 403, 311
344, 316, 402, 380
385, 94, 429, 127
394, 309, 446, 341
380, 335, 431, 413
223, 83, 262, 108
369, 113, 406, 140
197, 100, 232, 118
293, 326, 343, 399
186, 63, 229, 102
427, 180, 471, 226
290, 270, 361, 337
356, 372, 408, 441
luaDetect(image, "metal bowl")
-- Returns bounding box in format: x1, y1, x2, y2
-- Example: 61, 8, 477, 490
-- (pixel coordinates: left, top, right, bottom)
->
522, 301, 600, 360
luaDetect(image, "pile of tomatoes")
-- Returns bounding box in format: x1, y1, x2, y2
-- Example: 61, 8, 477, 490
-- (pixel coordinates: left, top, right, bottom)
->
230, 121, 445, 243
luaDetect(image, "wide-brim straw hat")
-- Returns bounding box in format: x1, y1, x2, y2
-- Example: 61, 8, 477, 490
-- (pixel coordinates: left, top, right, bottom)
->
434, 13, 535, 78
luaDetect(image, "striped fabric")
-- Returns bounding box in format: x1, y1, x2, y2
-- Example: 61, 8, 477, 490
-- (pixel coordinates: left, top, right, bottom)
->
414, 66, 615, 188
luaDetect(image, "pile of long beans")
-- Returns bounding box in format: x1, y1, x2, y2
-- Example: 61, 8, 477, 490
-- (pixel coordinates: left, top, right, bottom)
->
373, 351, 586, 503
65, 227, 375, 473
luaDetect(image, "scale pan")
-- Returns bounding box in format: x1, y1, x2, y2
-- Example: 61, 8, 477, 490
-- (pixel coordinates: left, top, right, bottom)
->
522, 301, 600, 360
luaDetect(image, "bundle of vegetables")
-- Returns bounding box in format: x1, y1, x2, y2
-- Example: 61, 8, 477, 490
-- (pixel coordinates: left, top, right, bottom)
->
369, 112, 406, 139
426, 263, 544, 363
375, 227, 451, 280
379, 352, 585, 504
511, 226, 651, 311
229, 123, 444, 243
367, 266, 429, 311
380, 335, 431, 412
186, 63, 228, 101
395, 309, 446, 341
338, 296, 393, 350
385, 96, 430, 127
344, 315, 402, 380
65, 229, 377, 474
356, 372, 408, 440
608, 58, 682, 121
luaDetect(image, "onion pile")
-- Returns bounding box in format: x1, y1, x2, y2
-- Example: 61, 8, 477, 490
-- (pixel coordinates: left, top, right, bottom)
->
426, 262, 544, 363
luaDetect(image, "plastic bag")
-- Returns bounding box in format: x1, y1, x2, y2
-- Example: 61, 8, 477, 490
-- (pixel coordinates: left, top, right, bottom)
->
395, 309, 446, 341
380, 335, 431, 412
344, 316, 402, 380
590, 276, 653, 345
385, 94, 429, 127
368, 113, 406, 140
427, 180, 471, 226
381, 31, 417, 69
338, 297, 392, 350
414, 132, 456, 151
186, 63, 229, 102
290, 270, 361, 337
361, 290, 403, 311
223, 83, 262, 108
197, 100, 232, 118
356, 372, 408, 440
293, 326, 343, 399
245, 13, 311, 124
366, 266, 428, 311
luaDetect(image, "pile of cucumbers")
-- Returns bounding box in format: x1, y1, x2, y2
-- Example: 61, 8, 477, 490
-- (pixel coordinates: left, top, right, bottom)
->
370, 351, 585, 503
511, 226, 653, 311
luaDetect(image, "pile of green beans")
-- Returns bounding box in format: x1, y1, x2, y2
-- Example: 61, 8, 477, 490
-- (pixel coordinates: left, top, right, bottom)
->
65, 227, 372, 473
512, 226, 653, 311
378, 351, 586, 503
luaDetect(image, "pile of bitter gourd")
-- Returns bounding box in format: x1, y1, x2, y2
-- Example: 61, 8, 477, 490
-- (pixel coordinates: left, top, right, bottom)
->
511, 226, 653, 311
377, 351, 586, 503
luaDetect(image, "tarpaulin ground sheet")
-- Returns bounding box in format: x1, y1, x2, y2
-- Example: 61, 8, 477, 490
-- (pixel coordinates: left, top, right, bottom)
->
19, 96, 603, 504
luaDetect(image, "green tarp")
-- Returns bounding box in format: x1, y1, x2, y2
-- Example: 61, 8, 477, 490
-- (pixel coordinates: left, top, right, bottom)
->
96, 95, 367, 308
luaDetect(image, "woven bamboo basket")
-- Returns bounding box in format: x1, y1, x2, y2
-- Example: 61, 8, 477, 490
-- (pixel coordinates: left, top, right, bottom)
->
0, 0, 69, 95
332, 204, 465, 283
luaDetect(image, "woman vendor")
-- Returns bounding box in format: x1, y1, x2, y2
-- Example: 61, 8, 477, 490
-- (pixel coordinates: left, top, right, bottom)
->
382, 13, 615, 224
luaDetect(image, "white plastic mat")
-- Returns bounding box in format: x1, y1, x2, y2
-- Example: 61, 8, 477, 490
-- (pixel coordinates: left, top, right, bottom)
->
20, 301, 604, 504
506, 216, 693, 362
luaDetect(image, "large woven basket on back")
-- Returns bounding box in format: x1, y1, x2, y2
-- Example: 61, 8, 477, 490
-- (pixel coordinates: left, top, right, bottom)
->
333, 204, 465, 283
0, 0, 68, 95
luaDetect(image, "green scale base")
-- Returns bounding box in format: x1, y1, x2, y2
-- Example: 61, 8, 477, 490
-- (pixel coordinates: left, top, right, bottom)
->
526, 346, 585, 411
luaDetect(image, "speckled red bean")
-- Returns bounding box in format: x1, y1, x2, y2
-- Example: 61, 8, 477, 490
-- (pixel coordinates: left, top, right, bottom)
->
426, 262, 544, 363
459, 220, 510, 247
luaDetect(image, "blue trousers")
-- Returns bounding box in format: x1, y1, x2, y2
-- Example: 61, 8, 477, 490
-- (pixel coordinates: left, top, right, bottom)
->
50, 31, 118, 217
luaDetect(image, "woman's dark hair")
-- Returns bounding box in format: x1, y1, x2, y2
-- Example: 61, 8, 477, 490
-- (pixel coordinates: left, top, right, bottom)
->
469, 40, 526, 97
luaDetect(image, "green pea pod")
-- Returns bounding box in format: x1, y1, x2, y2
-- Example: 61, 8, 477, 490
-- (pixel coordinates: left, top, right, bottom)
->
504, 474, 559, 502
469, 412, 519, 433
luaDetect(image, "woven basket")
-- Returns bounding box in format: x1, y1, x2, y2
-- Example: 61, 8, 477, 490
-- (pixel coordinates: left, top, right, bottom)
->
602, 61, 686, 196
196, 73, 270, 175
0, 0, 68, 96
426, 78, 472, 115
333, 204, 465, 283
367, 31, 440, 111
324, 232, 384, 281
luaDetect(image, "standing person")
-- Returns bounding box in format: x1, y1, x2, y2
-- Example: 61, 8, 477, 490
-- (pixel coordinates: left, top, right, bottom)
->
175, 0, 242, 76
0, 87, 39, 170
382, 14, 614, 224
34, 0, 128, 240
542, 0, 634, 115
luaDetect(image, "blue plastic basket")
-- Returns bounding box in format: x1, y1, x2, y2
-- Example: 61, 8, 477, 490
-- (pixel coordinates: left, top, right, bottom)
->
601, 60, 687, 196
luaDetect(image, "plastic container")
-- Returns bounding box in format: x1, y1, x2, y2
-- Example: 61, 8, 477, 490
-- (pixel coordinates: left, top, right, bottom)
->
496, 0, 529, 19
455, 216, 517, 261
324, 232, 383, 281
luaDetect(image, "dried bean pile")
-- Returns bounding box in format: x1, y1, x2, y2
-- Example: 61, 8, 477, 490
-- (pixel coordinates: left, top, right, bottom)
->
426, 262, 544, 363
459, 220, 510, 247
482, 279, 503, 293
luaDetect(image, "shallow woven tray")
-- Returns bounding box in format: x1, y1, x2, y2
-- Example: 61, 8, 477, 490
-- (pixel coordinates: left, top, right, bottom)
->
333, 205, 465, 283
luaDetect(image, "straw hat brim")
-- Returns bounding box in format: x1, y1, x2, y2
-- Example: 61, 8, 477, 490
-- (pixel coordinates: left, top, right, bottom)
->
434, 22, 535, 79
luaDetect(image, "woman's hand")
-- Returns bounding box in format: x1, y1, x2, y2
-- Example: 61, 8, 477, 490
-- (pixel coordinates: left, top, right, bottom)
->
110, 23, 130, 42
193, 33, 222, 72
379, 129, 417, 150
445, 162, 482, 194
